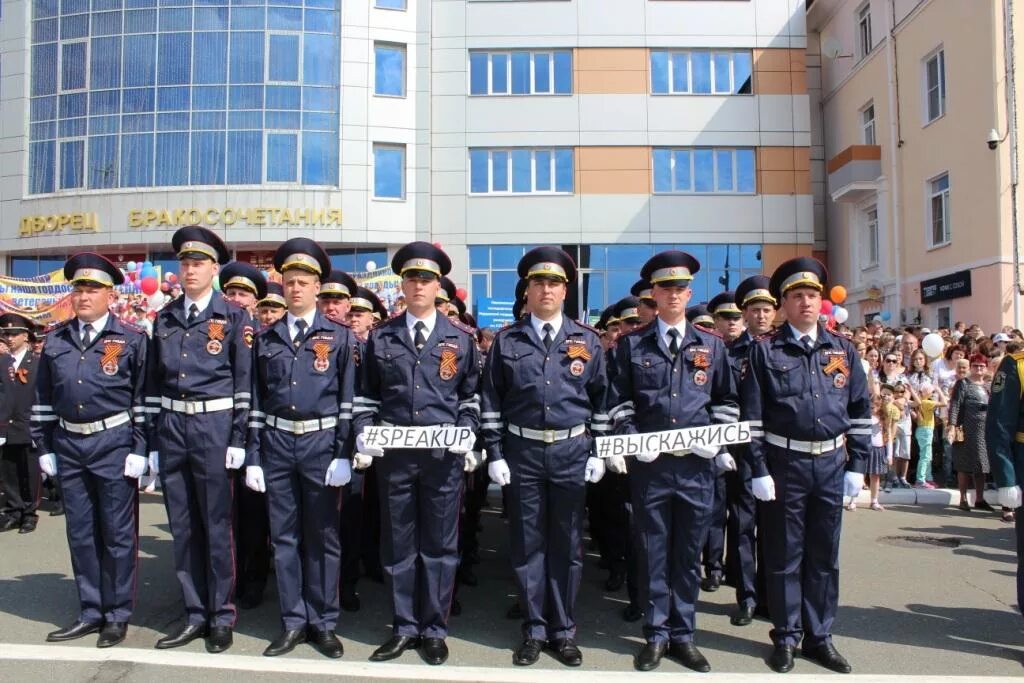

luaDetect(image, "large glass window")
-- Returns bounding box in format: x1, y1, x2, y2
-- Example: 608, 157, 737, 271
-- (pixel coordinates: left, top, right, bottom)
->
373, 144, 406, 199
651, 49, 752, 95
653, 147, 755, 194
469, 148, 574, 194
374, 43, 406, 97
469, 50, 573, 96
28, 0, 341, 193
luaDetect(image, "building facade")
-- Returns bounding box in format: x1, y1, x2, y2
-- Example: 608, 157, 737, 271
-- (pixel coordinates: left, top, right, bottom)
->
1, 0, 813, 320
809, 0, 1024, 332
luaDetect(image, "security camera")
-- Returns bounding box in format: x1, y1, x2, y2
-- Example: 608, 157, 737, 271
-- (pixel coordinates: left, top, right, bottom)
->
988, 128, 1001, 150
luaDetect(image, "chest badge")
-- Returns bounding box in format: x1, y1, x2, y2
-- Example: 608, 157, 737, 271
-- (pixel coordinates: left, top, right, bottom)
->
313, 341, 331, 372
16, 367, 28, 384
693, 369, 708, 386
6, 365, 14, 382
570, 359, 585, 377
566, 340, 592, 361
692, 352, 711, 369
101, 340, 122, 376
439, 349, 458, 381
823, 354, 849, 377
833, 373, 847, 389
207, 320, 225, 355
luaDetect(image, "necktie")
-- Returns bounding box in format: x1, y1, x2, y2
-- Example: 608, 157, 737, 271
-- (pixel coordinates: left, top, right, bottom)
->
542, 323, 554, 350
668, 328, 680, 357
294, 319, 308, 346
414, 321, 427, 351
801, 334, 814, 353
187, 303, 199, 324
81, 323, 94, 347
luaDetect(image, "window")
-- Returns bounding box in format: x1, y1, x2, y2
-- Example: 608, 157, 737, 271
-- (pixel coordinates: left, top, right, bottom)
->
650, 50, 752, 95
374, 143, 406, 199
928, 173, 951, 247
469, 148, 574, 194
924, 48, 946, 123
937, 306, 951, 330
374, 43, 406, 97
856, 3, 872, 59
863, 205, 879, 268
862, 103, 876, 145
652, 148, 755, 194
375, 0, 406, 8
469, 50, 572, 96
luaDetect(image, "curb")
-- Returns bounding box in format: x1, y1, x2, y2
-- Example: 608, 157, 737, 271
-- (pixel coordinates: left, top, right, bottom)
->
848, 487, 1007, 508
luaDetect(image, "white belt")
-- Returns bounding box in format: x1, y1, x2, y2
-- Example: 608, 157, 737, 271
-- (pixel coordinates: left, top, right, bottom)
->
766, 432, 845, 455
161, 396, 234, 415
507, 423, 586, 444
266, 415, 337, 435
59, 411, 131, 435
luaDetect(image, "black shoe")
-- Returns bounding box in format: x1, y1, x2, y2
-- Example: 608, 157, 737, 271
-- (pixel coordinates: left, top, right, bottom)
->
458, 565, 478, 587
156, 623, 208, 649
18, 517, 38, 534
622, 603, 644, 622
340, 587, 361, 612
700, 574, 721, 592
206, 626, 233, 653
96, 622, 127, 648
801, 642, 851, 673
513, 638, 544, 666
238, 583, 264, 610
668, 642, 710, 672
975, 500, 996, 512
0, 516, 19, 532
369, 635, 419, 662
505, 601, 523, 619
308, 628, 343, 659
634, 641, 666, 672
263, 628, 307, 657
959, 500, 972, 512
420, 637, 448, 665
450, 598, 462, 616
47, 620, 101, 642
604, 568, 626, 592
731, 604, 755, 626
547, 638, 582, 667
50, 501, 64, 517
769, 644, 795, 673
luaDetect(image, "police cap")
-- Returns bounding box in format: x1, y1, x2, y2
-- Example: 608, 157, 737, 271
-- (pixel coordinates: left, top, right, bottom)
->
641, 250, 700, 288
172, 226, 230, 264
630, 279, 654, 302
257, 281, 286, 309
770, 257, 828, 301
517, 246, 576, 284
436, 276, 457, 304
735, 275, 777, 309
708, 290, 742, 318
64, 252, 125, 288
392, 241, 451, 280
614, 296, 641, 323
219, 262, 267, 300
686, 304, 714, 328
273, 237, 332, 280
320, 270, 358, 300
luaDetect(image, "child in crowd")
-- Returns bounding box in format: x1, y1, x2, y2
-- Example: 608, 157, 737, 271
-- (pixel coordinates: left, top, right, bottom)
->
911, 383, 946, 488
859, 385, 899, 511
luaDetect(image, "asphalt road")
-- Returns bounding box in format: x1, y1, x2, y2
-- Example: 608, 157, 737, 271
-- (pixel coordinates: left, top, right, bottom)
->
0, 490, 1023, 681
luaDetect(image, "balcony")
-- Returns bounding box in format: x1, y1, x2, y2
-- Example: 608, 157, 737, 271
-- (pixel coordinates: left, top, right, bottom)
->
827, 145, 882, 203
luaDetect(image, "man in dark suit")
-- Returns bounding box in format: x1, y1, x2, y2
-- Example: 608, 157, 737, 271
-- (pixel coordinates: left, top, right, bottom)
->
0, 313, 42, 534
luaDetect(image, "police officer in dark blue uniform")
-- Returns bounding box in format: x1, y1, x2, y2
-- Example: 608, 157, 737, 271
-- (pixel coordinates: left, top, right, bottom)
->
148, 228, 253, 654
33, 253, 148, 648
256, 282, 287, 328
436, 276, 457, 314
245, 238, 355, 659
0, 313, 42, 534
319, 269, 357, 321
724, 275, 776, 626
607, 251, 738, 673
741, 257, 871, 674
482, 247, 609, 668
686, 304, 714, 331
631, 280, 657, 325
220, 261, 265, 314
352, 242, 480, 666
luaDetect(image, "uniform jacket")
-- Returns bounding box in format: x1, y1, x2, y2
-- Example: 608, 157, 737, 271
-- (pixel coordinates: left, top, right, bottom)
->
0, 350, 40, 445
985, 352, 1024, 488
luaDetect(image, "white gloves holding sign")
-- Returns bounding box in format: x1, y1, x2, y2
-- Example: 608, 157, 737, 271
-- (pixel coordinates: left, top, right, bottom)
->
998, 486, 1023, 509
355, 432, 384, 458
353, 453, 374, 470
463, 451, 480, 472
488, 459, 511, 486
607, 455, 628, 474
584, 457, 605, 483
635, 452, 660, 463
715, 451, 737, 472
752, 475, 775, 502
690, 443, 720, 459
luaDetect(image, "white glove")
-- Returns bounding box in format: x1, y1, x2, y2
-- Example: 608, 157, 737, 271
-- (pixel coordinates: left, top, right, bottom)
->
463, 451, 480, 472
448, 441, 472, 455
0, 437, 7, 447
355, 431, 385, 458
691, 443, 720, 459
585, 456, 606, 483
324, 458, 352, 487
752, 475, 776, 502
488, 459, 511, 486
353, 453, 374, 470
607, 455, 628, 474
843, 471, 865, 498
636, 452, 660, 463
998, 485, 1023, 509
148, 451, 160, 475
715, 451, 737, 472
39, 453, 57, 478
245, 465, 266, 493
225, 446, 245, 470
124, 453, 147, 479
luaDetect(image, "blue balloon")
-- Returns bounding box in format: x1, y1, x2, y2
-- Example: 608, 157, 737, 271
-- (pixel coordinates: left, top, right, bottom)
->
880, 310, 891, 322
143, 261, 153, 269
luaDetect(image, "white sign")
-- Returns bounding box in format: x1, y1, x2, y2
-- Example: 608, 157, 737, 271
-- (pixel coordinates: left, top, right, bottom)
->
595, 422, 752, 458
361, 425, 475, 453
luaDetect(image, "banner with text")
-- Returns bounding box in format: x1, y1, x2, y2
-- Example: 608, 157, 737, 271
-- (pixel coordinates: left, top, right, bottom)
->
595, 422, 752, 458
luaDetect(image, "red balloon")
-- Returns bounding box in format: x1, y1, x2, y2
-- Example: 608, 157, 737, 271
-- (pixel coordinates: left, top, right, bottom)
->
168, 273, 178, 283
141, 276, 159, 296
821, 300, 834, 315
160, 282, 171, 292
455, 287, 467, 301
432, 242, 442, 249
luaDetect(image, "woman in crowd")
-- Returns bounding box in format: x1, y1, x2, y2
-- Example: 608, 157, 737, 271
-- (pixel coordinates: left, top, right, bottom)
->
947, 356, 994, 513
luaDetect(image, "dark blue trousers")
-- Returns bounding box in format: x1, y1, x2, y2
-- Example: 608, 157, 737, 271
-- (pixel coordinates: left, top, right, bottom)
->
761, 445, 845, 648
53, 423, 138, 625
630, 453, 714, 644
702, 472, 727, 579
157, 411, 237, 627
504, 433, 589, 641
725, 455, 759, 609
376, 449, 463, 638
339, 470, 365, 589
1016, 510, 1024, 618
263, 428, 341, 631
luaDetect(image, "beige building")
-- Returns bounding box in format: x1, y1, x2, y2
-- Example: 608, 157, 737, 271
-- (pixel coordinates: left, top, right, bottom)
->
808, 0, 1024, 332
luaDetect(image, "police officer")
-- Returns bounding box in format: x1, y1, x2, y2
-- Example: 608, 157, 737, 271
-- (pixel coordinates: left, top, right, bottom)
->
606, 251, 738, 673
319, 269, 357, 321
245, 238, 354, 659
512, 278, 529, 322
631, 280, 657, 325
686, 304, 714, 331
33, 253, 149, 648
346, 287, 384, 335
220, 261, 264, 314
727, 275, 776, 626
436, 276, 457, 314
0, 313, 42, 534
147, 228, 252, 653
256, 282, 287, 328
985, 347, 1024, 620
482, 246, 609, 667
352, 242, 479, 666
741, 257, 871, 674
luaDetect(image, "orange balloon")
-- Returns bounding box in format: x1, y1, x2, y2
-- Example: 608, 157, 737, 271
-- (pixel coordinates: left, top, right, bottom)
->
830, 285, 847, 304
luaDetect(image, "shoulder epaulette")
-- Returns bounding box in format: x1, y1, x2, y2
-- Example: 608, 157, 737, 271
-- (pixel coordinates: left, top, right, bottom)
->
757, 327, 784, 342
495, 318, 527, 336
324, 313, 351, 328
618, 320, 656, 340
573, 319, 602, 335
697, 327, 724, 340
44, 319, 73, 335
115, 316, 146, 334
447, 318, 475, 335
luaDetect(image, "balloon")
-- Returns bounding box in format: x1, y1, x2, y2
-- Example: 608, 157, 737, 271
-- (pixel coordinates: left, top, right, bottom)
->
365, 260, 377, 271
148, 292, 164, 308
830, 285, 847, 304
143, 261, 152, 268
834, 306, 849, 324
161, 282, 170, 293
821, 300, 833, 315
167, 273, 177, 283
455, 287, 467, 301
880, 310, 891, 322
432, 242, 442, 249
922, 333, 944, 358
164, 271, 173, 281
140, 267, 157, 280
141, 276, 159, 295
126, 261, 137, 272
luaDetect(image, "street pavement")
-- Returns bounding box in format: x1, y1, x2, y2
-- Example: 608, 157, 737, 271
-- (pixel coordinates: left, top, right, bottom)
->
0, 489, 1023, 681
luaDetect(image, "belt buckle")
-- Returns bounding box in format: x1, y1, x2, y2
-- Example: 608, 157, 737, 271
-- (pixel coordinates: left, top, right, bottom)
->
293, 420, 306, 435
81, 423, 95, 435
543, 429, 556, 444
809, 441, 824, 456
185, 402, 197, 416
